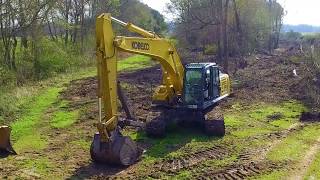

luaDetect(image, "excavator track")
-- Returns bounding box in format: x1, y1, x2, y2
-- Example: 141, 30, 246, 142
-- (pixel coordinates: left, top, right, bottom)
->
203, 107, 226, 136
146, 109, 168, 137
204, 118, 226, 136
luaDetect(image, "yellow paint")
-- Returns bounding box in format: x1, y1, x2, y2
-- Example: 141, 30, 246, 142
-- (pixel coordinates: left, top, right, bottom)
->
95, 13, 231, 141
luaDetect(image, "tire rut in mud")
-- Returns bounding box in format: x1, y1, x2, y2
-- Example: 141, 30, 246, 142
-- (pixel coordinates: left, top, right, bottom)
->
148, 123, 305, 179
236, 123, 305, 164
153, 144, 233, 173
195, 161, 284, 180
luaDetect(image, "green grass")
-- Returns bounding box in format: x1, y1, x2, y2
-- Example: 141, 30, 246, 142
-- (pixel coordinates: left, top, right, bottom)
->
11, 88, 61, 152
203, 155, 238, 168
20, 157, 54, 176
248, 101, 305, 129
0, 54, 155, 177
127, 100, 307, 179
305, 150, 320, 179
118, 55, 155, 71
267, 124, 320, 162
14, 134, 49, 153
50, 110, 79, 128
227, 101, 306, 139
232, 127, 274, 138
172, 170, 192, 179
70, 139, 91, 150
253, 169, 287, 180
124, 127, 218, 161
224, 114, 247, 128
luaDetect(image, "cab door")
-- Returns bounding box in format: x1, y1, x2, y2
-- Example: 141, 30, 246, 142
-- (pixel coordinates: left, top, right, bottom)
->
204, 68, 212, 100
212, 67, 220, 98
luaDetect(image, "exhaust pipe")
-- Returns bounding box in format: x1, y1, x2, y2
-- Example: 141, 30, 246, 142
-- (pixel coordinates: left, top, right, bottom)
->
0, 126, 17, 155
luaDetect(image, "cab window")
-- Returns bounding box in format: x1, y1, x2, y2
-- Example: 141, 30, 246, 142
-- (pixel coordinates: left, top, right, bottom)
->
184, 70, 202, 104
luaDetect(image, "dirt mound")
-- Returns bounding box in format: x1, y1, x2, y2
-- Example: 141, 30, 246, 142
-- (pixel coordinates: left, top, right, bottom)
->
61, 77, 97, 101
61, 66, 162, 121
55, 52, 319, 179
233, 53, 316, 105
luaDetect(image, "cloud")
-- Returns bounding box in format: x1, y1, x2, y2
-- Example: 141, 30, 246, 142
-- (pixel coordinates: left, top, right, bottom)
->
142, 0, 320, 26
278, 0, 320, 25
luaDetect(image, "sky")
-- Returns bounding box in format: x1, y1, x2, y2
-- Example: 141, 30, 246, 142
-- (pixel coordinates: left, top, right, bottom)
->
140, 0, 171, 20
141, 0, 320, 26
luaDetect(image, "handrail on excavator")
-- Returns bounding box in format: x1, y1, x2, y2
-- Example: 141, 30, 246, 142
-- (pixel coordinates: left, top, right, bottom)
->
110, 16, 158, 38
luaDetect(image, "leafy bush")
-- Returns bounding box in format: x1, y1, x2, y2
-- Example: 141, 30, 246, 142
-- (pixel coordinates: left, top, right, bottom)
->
35, 39, 73, 79
14, 38, 95, 80
0, 93, 18, 124
0, 67, 16, 86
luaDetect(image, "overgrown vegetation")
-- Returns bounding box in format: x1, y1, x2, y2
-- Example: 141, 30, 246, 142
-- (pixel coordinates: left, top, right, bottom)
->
168, 0, 284, 70
280, 31, 320, 108
0, 55, 154, 178
0, 0, 166, 88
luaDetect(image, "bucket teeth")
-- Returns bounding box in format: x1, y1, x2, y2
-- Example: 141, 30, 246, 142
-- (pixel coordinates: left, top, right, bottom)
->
0, 126, 17, 155
90, 130, 139, 166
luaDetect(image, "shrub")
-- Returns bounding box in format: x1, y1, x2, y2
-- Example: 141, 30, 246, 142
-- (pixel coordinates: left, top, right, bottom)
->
0, 92, 18, 124
0, 67, 16, 86
35, 39, 72, 79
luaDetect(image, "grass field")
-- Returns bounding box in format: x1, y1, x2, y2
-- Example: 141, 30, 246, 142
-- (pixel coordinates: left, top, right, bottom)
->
1, 54, 320, 179
0, 55, 154, 178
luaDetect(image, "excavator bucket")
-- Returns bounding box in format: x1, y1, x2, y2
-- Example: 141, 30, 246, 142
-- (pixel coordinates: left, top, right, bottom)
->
90, 130, 139, 166
0, 126, 17, 155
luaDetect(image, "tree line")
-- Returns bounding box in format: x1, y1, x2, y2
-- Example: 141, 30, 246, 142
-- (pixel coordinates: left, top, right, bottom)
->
168, 0, 284, 71
0, 0, 167, 86
1, 0, 284, 86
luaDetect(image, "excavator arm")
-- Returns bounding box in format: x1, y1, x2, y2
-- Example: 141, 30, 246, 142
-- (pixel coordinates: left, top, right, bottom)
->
95, 13, 184, 142
92, 13, 186, 165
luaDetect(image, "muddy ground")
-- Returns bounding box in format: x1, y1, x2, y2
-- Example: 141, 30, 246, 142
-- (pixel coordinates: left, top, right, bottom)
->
1, 52, 320, 179
59, 53, 317, 179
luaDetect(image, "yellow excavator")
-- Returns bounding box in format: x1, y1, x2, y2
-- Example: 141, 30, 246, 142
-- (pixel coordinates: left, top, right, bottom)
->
0, 13, 230, 166
91, 13, 231, 165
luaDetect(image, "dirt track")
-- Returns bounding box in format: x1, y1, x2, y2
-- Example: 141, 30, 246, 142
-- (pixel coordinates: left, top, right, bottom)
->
63, 53, 320, 179
59, 54, 305, 178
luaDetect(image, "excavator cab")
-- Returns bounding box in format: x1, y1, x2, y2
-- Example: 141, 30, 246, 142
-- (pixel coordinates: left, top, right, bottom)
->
183, 63, 230, 111
178, 63, 230, 136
